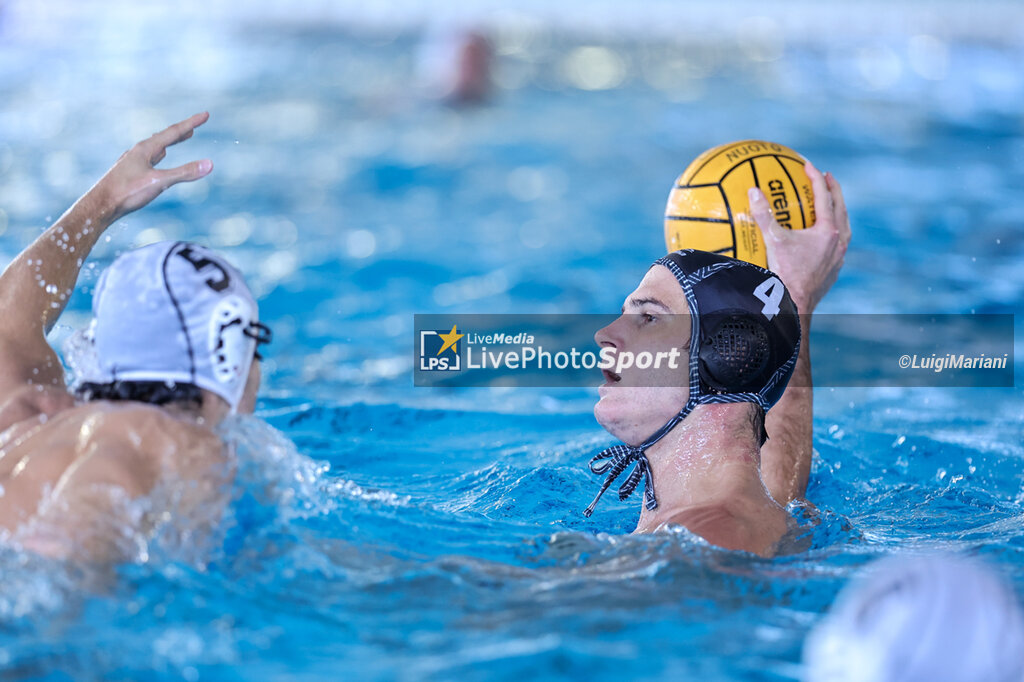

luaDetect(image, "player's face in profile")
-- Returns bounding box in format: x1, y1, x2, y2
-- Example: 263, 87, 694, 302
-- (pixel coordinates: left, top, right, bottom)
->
593, 265, 690, 446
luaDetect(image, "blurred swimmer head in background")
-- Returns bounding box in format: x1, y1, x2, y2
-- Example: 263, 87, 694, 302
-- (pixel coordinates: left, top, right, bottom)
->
804, 552, 1024, 682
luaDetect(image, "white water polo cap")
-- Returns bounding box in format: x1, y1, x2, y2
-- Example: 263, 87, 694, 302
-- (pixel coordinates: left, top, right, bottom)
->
804, 553, 1024, 682
85, 241, 266, 412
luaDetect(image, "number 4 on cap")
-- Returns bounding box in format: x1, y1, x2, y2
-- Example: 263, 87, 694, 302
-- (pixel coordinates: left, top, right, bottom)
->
753, 276, 784, 320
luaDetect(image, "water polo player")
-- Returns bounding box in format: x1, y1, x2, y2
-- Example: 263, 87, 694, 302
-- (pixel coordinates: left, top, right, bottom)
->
0, 113, 269, 562
586, 163, 849, 556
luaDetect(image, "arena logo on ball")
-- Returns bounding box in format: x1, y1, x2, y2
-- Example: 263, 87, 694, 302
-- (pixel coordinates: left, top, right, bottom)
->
418, 324, 463, 371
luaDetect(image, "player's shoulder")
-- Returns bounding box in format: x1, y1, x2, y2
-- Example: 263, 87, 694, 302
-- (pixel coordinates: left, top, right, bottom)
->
74, 401, 219, 454
664, 496, 788, 557
69, 401, 225, 488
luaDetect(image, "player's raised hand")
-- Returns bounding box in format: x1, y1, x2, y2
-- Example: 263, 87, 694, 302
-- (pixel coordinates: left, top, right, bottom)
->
96, 112, 213, 222
748, 160, 850, 314
0, 112, 217, 350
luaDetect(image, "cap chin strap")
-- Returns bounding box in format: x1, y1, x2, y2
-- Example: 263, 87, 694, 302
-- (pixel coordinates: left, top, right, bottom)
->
582, 387, 770, 518
582, 398, 696, 518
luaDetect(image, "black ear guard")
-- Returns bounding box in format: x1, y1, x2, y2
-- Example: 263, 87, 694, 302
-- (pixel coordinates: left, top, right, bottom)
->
658, 249, 801, 412
699, 312, 772, 394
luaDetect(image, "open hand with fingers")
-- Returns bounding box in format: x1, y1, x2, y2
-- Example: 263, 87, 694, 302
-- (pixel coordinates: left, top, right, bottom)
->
747, 161, 850, 314
0, 112, 217, 357
95, 112, 213, 222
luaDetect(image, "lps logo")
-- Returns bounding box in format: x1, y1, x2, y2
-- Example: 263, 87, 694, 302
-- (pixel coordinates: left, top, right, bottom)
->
419, 324, 463, 371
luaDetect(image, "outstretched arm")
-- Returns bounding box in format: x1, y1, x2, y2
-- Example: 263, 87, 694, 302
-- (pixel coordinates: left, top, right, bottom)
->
0, 112, 213, 392
749, 162, 850, 505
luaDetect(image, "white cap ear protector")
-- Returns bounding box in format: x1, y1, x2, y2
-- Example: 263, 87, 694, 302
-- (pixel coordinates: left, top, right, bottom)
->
209, 295, 256, 385
84, 241, 264, 412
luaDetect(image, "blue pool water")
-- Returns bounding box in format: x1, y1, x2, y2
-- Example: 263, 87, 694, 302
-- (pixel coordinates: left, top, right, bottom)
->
1, 3, 1024, 680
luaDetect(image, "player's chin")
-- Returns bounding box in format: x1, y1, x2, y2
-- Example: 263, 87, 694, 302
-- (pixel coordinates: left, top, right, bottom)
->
593, 394, 632, 439
594, 406, 651, 447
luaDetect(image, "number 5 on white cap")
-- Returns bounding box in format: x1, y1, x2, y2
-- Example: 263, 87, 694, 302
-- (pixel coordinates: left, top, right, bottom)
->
753, 276, 784, 320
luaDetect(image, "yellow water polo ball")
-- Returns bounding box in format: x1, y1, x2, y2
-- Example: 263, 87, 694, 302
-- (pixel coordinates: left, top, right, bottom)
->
664, 140, 816, 268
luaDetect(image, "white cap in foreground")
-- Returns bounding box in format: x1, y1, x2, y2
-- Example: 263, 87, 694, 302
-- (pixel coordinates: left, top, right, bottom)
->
804, 553, 1024, 682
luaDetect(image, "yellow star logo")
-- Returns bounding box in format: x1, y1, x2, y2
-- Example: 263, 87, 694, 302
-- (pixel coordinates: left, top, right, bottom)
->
436, 325, 464, 356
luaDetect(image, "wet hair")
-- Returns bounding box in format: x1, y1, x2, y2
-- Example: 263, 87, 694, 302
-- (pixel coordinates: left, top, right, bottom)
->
76, 380, 203, 408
